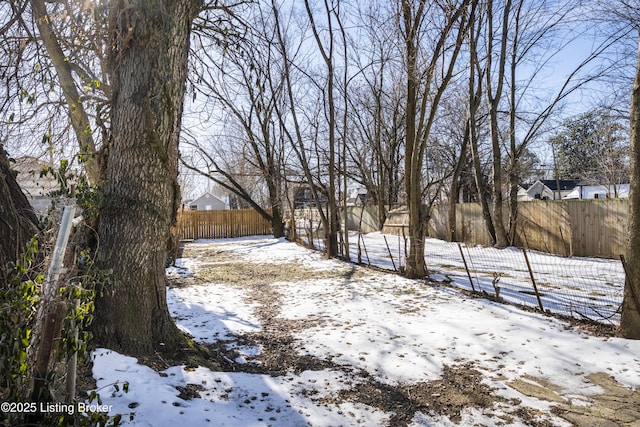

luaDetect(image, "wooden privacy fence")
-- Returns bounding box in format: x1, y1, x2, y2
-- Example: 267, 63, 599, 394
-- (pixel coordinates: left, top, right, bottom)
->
429, 199, 629, 259
175, 209, 272, 240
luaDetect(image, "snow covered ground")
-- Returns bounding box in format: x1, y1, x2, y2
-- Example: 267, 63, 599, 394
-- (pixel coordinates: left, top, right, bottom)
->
346, 232, 624, 324
90, 234, 640, 426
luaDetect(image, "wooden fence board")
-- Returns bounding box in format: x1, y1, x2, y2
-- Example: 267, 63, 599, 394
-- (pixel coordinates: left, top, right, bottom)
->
429, 199, 628, 259
175, 209, 272, 240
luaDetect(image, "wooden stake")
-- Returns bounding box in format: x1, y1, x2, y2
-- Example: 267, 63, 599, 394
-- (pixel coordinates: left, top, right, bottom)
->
457, 243, 476, 292
522, 248, 544, 311
383, 235, 397, 272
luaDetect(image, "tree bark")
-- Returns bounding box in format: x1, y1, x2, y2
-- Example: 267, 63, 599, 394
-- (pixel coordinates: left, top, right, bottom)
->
620, 30, 640, 339
92, 0, 198, 355
0, 146, 39, 286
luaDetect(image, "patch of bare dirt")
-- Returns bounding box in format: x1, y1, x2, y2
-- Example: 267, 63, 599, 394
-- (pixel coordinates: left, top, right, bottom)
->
175, 383, 205, 400
321, 363, 503, 426
512, 373, 640, 426
167, 244, 517, 425
162, 242, 638, 426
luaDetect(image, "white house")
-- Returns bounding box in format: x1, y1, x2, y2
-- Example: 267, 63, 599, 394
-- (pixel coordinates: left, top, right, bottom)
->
517, 179, 579, 201
13, 156, 59, 216
186, 192, 227, 210
563, 184, 629, 199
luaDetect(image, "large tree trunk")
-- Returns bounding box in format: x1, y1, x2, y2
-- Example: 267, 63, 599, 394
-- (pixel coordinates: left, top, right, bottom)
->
92, 0, 198, 355
0, 147, 39, 286
402, 0, 472, 278
620, 30, 640, 340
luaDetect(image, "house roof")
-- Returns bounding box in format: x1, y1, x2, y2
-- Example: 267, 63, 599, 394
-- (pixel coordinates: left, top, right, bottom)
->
564, 183, 630, 199
539, 179, 579, 191
190, 192, 225, 205
520, 179, 579, 192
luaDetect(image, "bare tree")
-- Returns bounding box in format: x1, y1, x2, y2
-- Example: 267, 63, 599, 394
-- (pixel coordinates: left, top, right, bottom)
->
347, 1, 405, 230
0, 1, 110, 179
465, 0, 627, 245
27, 0, 109, 183
185, 3, 287, 237
467, 7, 497, 244
270, 0, 338, 254
399, 0, 475, 278
483, 0, 512, 248
504, 0, 630, 241
303, 0, 343, 257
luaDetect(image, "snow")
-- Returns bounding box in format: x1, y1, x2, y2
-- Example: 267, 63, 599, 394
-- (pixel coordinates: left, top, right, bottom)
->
92, 234, 640, 426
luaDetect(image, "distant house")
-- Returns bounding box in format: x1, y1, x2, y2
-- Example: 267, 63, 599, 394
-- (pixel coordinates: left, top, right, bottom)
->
293, 186, 327, 209
564, 183, 629, 199
13, 156, 59, 216
346, 188, 369, 206
186, 192, 227, 210
517, 179, 579, 201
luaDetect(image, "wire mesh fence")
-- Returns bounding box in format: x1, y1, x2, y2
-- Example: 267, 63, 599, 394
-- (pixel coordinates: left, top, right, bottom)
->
430, 241, 624, 325
293, 221, 624, 327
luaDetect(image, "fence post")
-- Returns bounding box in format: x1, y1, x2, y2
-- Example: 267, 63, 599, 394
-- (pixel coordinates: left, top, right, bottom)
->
66, 292, 80, 402
457, 243, 476, 292
620, 255, 640, 318
383, 235, 397, 272
359, 233, 371, 266
522, 248, 544, 312
32, 204, 76, 402
192, 211, 198, 240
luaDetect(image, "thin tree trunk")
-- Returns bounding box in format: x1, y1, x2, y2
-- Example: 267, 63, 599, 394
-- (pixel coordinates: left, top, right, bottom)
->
304, 0, 339, 258
92, 0, 198, 355
30, 0, 103, 184
507, 0, 525, 245
448, 123, 470, 241
402, 0, 427, 279
272, 0, 331, 247
485, 0, 512, 249
620, 30, 640, 339
468, 14, 497, 245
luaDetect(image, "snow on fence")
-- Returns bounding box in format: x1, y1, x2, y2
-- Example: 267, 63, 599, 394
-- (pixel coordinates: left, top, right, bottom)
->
175, 209, 272, 240
295, 225, 624, 326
